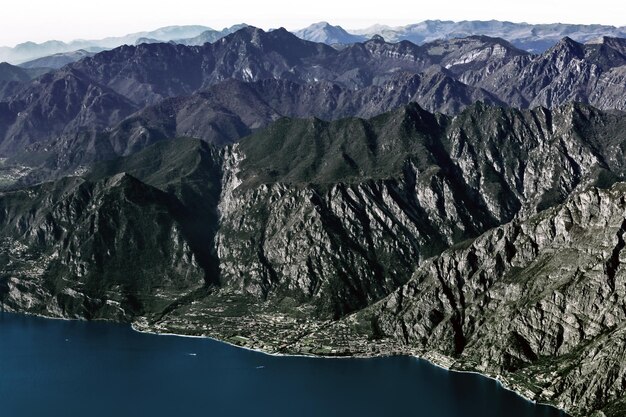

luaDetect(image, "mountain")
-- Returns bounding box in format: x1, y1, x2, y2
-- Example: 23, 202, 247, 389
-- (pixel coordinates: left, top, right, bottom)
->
2, 103, 626, 417
0, 62, 32, 83
2, 21, 626, 417
0, 25, 211, 64
135, 25, 252, 47
63, 27, 528, 109
18, 50, 95, 69
461, 36, 626, 109
70, 26, 348, 105
351, 20, 626, 53
173, 24, 250, 46
0, 73, 503, 186
4, 20, 626, 66
67, 27, 626, 113
3, 26, 626, 178
294, 22, 367, 45
74, 73, 501, 150
320, 181, 626, 417
0, 67, 137, 156
0, 62, 51, 102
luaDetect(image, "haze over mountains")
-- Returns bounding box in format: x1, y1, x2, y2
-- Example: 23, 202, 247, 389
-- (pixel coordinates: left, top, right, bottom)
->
1, 21, 626, 417
0, 25, 211, 64
3, 20, 626, 65
348, 20, 626, 52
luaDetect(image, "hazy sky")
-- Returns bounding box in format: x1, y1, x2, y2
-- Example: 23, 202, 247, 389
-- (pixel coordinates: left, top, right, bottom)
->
1, 0, 624, 47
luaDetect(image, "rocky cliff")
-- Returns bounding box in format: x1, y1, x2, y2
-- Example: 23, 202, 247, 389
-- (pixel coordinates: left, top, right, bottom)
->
340, 183, 626, 417
1, 103, 626, 416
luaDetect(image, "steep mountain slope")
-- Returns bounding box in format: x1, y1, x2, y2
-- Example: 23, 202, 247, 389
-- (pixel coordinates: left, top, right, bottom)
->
0, 67, 137, 156
318, 182, 626, 417
5, 102, 625, 314
0, 139, 221, 319
0, 173, 205, 319
213, 103, 626, 313
2, 103, 626, 416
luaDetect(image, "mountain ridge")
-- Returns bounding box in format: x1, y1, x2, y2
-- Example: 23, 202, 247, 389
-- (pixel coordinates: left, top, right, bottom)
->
4, 19, 626, 66
1, 26, 626, 171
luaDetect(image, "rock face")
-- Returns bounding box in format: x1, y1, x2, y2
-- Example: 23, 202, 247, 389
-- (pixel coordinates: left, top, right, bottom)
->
2, 102, 626, 416
4, 102, 626, 315
359, 183, 626, 416
214, 103, 626, 317
0, 139, 222, 319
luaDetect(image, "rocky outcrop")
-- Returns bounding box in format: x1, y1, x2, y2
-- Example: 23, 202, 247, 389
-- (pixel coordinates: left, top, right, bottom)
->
0, 174, 206, 319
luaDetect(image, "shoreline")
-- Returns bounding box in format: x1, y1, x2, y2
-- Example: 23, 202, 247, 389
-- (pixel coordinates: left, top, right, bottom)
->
2, 310, 571, 416
129, 321, 572, 417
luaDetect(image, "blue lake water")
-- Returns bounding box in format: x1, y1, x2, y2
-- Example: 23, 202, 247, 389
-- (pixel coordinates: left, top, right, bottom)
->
0, 312, 567, 417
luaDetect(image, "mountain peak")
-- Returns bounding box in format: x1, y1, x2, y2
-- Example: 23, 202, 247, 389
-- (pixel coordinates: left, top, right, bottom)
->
294, 22, 365, 45
309, 21, 333, 28
226, 25, 300, 44
547, 36, 586, 58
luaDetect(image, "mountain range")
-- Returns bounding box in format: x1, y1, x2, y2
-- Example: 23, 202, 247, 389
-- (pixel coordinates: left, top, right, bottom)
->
0, 25, 210, 64
1, 26, 626, 184
1, 23, 626, 417
348, 20, 626, 52
3, 20, 626, 66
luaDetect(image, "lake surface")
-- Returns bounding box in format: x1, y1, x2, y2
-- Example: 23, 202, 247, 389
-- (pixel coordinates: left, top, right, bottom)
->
0, 312, 567, 417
